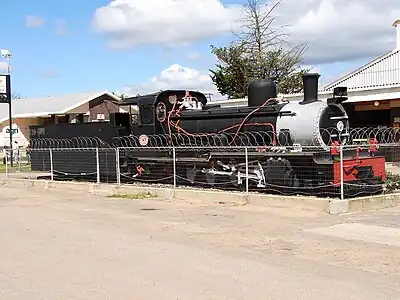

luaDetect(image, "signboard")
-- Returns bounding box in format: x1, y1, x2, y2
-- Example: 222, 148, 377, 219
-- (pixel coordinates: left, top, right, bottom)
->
0, 75, 6, 94
2, 125, 20, 138
0, 124, 24, 147
0, 74, 10, 103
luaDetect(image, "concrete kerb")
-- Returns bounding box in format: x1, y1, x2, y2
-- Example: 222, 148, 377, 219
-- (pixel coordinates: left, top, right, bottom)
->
1, 178, 399, 214
1, 178, 330, 211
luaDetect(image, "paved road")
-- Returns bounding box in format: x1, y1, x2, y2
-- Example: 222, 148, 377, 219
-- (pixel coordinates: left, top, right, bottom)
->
0, 186, 399, 299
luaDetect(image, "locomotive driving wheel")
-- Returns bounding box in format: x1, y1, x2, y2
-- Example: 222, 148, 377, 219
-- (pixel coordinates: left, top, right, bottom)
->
186, 166, 197, 184
206, 172, 216, 185
230, 172, 239, 186
283, 169, 299, 187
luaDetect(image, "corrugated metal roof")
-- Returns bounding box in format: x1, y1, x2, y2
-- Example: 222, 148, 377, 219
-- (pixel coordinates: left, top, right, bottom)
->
0, 90, 120, 123
324, 49, 400, 91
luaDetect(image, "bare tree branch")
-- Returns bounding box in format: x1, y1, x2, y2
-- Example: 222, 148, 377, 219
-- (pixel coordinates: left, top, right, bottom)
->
210, 0, 309, 97
11, 92, 23, 99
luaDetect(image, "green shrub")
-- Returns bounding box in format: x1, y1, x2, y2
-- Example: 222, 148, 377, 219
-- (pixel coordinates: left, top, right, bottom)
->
385, 171, 400, 193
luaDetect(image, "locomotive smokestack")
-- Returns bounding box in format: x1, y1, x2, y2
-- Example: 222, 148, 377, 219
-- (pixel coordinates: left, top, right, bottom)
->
300, 73, 320, 105
393, 19, 400, 49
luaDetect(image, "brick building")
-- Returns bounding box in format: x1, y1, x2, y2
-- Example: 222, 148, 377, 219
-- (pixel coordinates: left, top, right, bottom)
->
0, 90, 121, 147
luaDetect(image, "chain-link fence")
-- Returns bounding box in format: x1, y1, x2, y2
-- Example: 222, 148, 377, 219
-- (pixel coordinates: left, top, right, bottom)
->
1, 143, 396, 200
1, 126, 399, 200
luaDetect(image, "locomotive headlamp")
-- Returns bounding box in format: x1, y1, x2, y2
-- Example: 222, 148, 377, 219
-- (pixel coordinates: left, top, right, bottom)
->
328, 86, 348, 105
333, 86, 347, 97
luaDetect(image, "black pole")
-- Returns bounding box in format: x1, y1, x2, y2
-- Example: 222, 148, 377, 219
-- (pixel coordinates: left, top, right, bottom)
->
6, 75, 12, 166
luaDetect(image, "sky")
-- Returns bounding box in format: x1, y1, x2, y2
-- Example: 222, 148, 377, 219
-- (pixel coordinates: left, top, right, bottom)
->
0, 0, 399, 100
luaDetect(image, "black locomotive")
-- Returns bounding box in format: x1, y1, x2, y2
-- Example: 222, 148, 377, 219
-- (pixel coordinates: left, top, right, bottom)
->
29, 73, 387, 198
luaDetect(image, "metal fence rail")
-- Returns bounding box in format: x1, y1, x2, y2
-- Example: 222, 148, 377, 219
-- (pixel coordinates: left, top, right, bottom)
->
4, 125, 400, 200
2, 143, 394, 201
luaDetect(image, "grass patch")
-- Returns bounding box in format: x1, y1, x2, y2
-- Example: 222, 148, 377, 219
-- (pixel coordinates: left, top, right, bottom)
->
107, 191, 158, 199
0, 163, 32, 173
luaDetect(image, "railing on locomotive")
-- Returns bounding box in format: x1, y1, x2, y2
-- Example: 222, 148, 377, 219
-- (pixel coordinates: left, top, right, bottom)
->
29, 126, 400, 151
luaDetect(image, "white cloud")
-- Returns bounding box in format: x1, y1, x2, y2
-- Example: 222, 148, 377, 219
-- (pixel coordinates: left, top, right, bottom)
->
25, 15, 44, 28
55, 19, 67, 35
92, 0, 241, 49
276, 0, 400, 64
0, 62, 7, 73
124, 63, 333, 100
93, 0, 400, 64
123, 64, 225, 100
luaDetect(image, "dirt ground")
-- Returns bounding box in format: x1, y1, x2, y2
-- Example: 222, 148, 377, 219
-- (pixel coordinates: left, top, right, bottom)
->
0, 185, 399, 299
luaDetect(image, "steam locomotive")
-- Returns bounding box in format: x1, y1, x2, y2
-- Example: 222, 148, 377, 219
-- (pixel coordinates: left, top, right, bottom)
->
29, 73, 387, 197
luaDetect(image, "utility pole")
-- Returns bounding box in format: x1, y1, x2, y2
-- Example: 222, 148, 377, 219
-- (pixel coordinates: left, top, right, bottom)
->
0, 49, 13, 166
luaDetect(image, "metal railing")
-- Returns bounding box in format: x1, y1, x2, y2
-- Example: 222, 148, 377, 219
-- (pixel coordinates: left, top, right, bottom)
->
1, 143, 395, 200
3, 126, 400, 200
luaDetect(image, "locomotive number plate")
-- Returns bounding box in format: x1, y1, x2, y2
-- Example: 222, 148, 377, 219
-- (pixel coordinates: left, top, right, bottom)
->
139, 134, 149, 146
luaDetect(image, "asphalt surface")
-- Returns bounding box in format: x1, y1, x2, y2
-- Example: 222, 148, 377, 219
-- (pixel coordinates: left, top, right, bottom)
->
0, 186, 399, 299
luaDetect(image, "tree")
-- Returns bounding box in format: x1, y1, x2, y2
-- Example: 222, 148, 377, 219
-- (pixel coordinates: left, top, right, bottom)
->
112, 92, 126, 99
210, 43, 252, 99
210, 0, 308, 98
11, 92, 22, 99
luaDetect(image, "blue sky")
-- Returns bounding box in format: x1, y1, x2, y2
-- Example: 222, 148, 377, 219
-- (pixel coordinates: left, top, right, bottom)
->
1, 0, 179, 97
0, 0, 397, 99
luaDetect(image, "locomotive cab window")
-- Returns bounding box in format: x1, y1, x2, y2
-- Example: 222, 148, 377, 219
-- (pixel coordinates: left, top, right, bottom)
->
130, 104, 139, 125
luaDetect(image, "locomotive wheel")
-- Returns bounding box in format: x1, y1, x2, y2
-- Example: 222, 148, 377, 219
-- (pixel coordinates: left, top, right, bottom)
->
230, 172, 239, 186
206, 172, 215, 185
186, 166, 197, 184
284, 169, 299, 187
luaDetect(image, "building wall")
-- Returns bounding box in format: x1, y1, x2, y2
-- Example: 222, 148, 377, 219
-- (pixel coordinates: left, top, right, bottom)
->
88, 95, 119, 122
391, 107, 400, 128
345, 98, 400, 127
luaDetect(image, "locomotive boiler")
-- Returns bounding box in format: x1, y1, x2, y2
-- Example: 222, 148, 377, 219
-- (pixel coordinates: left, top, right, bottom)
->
29, 73, 387, 198
138, 73, 350, 151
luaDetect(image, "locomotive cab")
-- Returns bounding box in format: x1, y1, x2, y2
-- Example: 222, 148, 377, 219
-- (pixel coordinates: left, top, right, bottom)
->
118, 90, 208, 136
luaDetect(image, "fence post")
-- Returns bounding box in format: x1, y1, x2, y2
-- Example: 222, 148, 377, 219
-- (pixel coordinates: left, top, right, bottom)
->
116, 148, 120, 185
340, 145, 344, 200
4, 149, 8, 179
18, 149, 21, 171
172, 147, 176, 189
245, 147, 249, 193
49, 148, 53, 181
96, 148, 100, 184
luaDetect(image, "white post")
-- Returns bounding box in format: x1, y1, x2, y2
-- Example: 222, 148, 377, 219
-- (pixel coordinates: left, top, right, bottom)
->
245, 147, 249, 193
4, 149, 8, 179
96, 148, 100, 184
49, 149, 53, 181
17, 149, 20, 167
340, 145, 344, 200
116, 148, 120, 185
172, 147, 176, 189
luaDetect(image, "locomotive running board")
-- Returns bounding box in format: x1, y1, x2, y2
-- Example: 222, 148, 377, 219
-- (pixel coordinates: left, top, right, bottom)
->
134, 157, 210, 162
208, 151, 315, 157
330, 133, 350, 137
